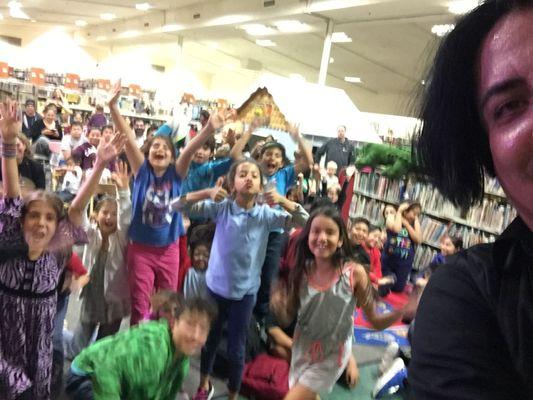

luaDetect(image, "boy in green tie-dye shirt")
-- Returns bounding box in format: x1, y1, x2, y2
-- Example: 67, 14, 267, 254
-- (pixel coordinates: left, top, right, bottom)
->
65, 296, 216, 400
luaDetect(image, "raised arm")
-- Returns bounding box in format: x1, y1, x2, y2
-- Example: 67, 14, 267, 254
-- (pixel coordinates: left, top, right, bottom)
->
0, 100, 21, 198
403, 217, 422, 244
287, 124, 312, 175
229, 117, 261, 161
388, 202, 408, 233
108, 80, 144, 176
111, 160, 132, 228
68, 133, 126, 227
175, 109, 233, 179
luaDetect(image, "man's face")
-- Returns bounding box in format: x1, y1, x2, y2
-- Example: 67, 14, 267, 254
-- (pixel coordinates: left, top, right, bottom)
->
134, 120, 145, 137
25, 104, 36, 117
337, 126, 346, 141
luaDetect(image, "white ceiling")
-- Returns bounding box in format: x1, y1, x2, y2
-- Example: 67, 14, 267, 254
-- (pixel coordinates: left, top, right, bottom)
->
0, 0, 469, 115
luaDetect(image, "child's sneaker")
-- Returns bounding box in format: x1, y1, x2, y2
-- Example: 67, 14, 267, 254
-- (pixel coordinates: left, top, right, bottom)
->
372, 357, 407, 399
379, 341, 399, 374
192, 382, 214, 400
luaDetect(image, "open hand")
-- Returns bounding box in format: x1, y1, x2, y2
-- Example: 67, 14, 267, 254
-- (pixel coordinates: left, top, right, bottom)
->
111, 160, 130, 190
96, 131, 126, 166
108, 79, 122, 107
0, 99, 20, 144
286, 122, 300, 142
208, 108, 237, 132
263, 188, 282, 207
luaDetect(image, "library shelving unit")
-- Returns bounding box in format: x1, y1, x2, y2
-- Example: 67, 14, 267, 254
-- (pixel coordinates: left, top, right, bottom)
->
348, 170, 517, 270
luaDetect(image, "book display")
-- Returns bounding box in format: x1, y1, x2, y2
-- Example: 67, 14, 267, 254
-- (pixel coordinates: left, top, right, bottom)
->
349, 169, 517, 270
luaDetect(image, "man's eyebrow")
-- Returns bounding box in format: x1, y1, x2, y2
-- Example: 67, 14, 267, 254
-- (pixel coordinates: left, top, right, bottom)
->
479, 78, 525, 111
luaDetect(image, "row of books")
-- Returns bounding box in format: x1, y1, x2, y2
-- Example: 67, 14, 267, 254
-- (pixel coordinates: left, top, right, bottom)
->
348, 194, 386, 226
485, 176, 506, 197
404, 182, 462, 220
413, 246, 438, 271
351, 171, 402, 203
464, 199, 517, 233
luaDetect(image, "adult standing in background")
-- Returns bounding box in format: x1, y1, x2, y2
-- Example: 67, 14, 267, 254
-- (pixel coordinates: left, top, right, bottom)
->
21, 99, 41, 138
313, 125, 354, 174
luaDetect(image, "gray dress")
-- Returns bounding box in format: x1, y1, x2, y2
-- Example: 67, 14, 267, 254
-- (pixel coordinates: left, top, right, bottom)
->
289, 263, 359, 394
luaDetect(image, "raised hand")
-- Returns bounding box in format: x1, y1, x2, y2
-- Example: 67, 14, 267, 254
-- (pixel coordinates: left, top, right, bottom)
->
286, 122, 300, 142
96, 131, 126, 166
263, 188, 283, 207
0, 99, 20, 144
108, 79, 122, 107
208, 108, 237, 132
111, 160, 130, 190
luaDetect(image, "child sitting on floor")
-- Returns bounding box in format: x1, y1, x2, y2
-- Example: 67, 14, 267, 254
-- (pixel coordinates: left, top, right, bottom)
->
183, 223, 215, 301
66, 296, 217, 400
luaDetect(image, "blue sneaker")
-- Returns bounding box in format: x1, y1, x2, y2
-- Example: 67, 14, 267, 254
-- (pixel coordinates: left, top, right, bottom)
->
372, 358, 407, 398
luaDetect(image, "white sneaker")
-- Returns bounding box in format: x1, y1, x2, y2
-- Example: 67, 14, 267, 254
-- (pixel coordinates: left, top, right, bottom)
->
373, 357, 407, 399
379, 341, 399, 374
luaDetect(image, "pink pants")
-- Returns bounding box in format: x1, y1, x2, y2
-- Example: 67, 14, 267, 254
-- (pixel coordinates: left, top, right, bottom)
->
127, 240, 180, 325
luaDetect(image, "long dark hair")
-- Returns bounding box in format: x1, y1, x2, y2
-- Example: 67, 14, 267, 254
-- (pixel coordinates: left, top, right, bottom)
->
286, 206, 355, 315
413, 0, 532, 208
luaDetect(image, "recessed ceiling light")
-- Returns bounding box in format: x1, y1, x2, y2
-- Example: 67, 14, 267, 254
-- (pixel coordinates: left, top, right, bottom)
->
273, 20, 311, 33
100, 13, 116, 21
160, 24, 184, 33
30, 19, 36, 22
256, 39, 276, 47
344, 76, 362, 83
96, 36, 107, 41
421, 80, 426, 85
75, 19, 87, 27
118, 30, 140, 38
448, 0, 479, 15
329, 57, 334, 63
431, 24, 455, 37
241, 24, 276, 36
135, 3, 151, 11
331, 32, 352, 43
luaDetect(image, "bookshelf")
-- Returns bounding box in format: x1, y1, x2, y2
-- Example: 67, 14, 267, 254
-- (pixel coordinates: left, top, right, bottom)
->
348, 170, 517, 270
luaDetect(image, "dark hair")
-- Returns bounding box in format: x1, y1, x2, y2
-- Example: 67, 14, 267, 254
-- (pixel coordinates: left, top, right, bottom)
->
174, 295, 218, 324
88, 126, 101, 134
147, 124, 159, 134
16, 133, 33, 159
443, 234, 464, 252
93, 195, 116, 214
102, 124, 114, 133
95, 105, 104, 112
70, 121, 83, 129
144, 135, 176, 162
70, 153, 82, 165
260, 141, 286, 161
369, 224, 381, 233
189, 223, 216, 254
226, 158, 264, 193
200, 110, 210, 121
413, 0, 532, 208
351, 217, 370, 229
151, 290, 182, 317
22, 190, 64, 222
382, 203, 397, 219
44, 103, 57, 114
203, 136, 216, 154
286, 206, 354, 315
404, 200, 422, 214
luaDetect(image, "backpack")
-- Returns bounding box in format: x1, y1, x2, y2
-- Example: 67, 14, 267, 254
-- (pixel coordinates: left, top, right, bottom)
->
240, 353, 290, 400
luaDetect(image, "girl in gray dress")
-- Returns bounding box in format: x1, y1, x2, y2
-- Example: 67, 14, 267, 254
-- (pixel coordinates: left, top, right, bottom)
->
271, 206, 405, 400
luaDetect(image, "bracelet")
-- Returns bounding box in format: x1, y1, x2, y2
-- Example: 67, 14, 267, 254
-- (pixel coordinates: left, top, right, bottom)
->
0, 141, 16, 158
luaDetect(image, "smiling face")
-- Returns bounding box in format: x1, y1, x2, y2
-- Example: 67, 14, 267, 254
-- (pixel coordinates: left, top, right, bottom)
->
261, 147, 283, 176
96, 200, 118, 237
23, 200, 58, 252
70, 124, 82, 140
172, 310, 211, 356
308, 215, 342, 260
477, 8, 533, 228
232, 161, 262, 197
148, 137, 173, 172
440, 236, 457, 257
366, 229, 381, 248
87, 128, 101, 147
44, 109, 56, 124
350, 222, 369, 245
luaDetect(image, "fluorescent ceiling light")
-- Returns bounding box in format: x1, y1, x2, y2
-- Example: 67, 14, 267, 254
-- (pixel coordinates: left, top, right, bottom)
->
448, 0, 479, 15
241, 24, 276, 36
96, 36, 107, 41
273, 20, 311, 33
8, 1, 30, 20
75, 19, 87, 27
100, 13, 116, 21
431, 24, 455, 37
289, 73, 306, 82
345, 76, 362, 83
211, 14, 249, 25
307, 0, 368, 13
135, 2, 151, 11
160, 24, 184, 33
118, 30, 140, 38
256, 39, 276, 47
331, 32, 352, 43
329, 57, 334, 63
